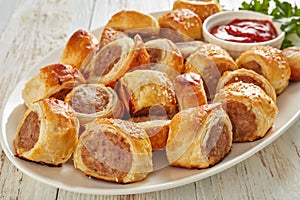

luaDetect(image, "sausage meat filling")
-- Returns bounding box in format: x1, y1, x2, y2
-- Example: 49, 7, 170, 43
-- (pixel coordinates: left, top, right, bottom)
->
81, 129, 132, 181
71, 86, 110, 114
226, 101, 257, 142
206, 119, 231, 163
17, 111, 40, 152
94, 45, 122, 76
240, 61, 262, 75
147, 48, 163, 63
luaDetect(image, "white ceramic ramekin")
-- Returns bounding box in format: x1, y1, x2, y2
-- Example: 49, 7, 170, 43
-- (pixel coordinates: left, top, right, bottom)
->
203, 10, 285, 59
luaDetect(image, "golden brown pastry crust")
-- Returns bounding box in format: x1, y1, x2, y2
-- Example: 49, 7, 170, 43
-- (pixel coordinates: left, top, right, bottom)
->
64, 84, 124, 124
60, 29, 99, 69
236, 45, 291, 94
73, 118, 153, 183
129, 115, 170, 123
105, 10, 159, 37
216, 68, 277, 103
158, 9, 203, 42
22, 64, 86, 109
116, 70, 178, 119
166, 103, 232, 169
213, 82, 278, 142
173, 0, 222, 21
185, 43, 238, 99
136, 120, 171, 150
99, 27, 128, 48
145, 38, 184, 80
282, 47, 300, 81
14, 98, 79, 166
80, 35, 150, 87
173, 72, 207, 110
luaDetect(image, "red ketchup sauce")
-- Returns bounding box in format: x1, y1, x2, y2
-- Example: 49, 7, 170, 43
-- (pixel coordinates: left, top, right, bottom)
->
210, 19, 278, 43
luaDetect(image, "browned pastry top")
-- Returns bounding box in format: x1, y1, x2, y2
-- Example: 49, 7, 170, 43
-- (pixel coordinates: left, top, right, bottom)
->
40, 64, 85, 88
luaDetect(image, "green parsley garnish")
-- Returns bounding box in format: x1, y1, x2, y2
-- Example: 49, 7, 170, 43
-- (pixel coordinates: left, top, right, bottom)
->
240, 0, 270, 14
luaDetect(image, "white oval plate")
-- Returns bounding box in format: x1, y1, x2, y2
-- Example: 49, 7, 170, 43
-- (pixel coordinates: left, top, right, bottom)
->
1, 11, 300, 195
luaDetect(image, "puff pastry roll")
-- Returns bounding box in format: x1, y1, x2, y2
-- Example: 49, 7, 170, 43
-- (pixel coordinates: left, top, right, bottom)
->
166, 103, 232, 169
22, 64, 86, 109
213, 82, 278, 142
283, 47, 300, 81
64, 84, 124, 124
14, 98, 79, 166
145, 38, 184, 80
173, 0, 222, 21
105, 10, 159, 37
136, 120, 171, 150
73, 118, 153, 183
236, 45, 291, 94
116, 70, 178, 119
99, 27, 128, 48
216, 68, 277, 103
173, 72, 207, 110
175, 40, 205, 59
80, 35, 150, 87
130, 115, 169, 123
158, 9, 203, 42
60, 29, 99, 69
185, 43, 238, 99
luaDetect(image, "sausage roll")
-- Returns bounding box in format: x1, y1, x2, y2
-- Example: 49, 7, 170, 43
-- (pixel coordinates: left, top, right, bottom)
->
166, 103, 232, 169
99, 27, 128, 48
60, 29, 99, 69
14, 98, 79, 166
185, 43, 238, 100
22, 64, 86, 109
213, 82, 278, 142
64, 84, 124, 124
136, 120, 171, 150
175, 40, 205, 59
116, 70, 178, 119
145, 38, 184, 80
80, 35, 150, 87
236, 45, 291, 94
73, 118, 153, 183
158, 9, 203, 42
105, 10, 159, 37
130, 115, 169, 123
216, 68, 277, 103
173, 72, 207, 110
173, 0, 222, 21
282, 47, 300, 81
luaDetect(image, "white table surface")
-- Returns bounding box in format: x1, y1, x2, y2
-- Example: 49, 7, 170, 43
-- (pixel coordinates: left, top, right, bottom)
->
0, 0, 299, 199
